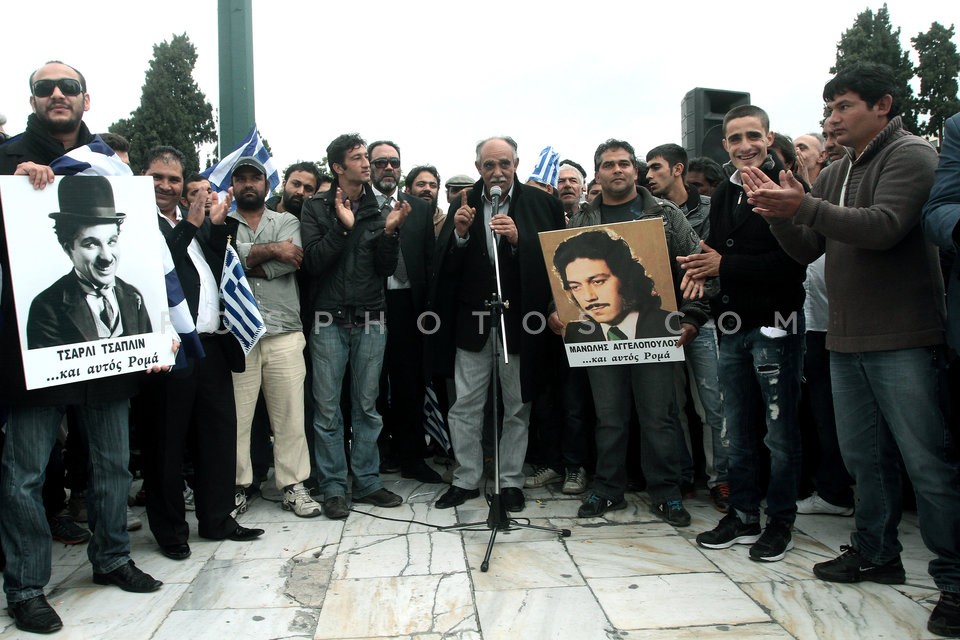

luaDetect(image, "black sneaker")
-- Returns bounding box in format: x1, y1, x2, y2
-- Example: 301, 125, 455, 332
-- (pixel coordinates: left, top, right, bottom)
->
696, 512, 761, 549
749, 520, 794, 562
651, 499, 691, 527
928, 590, 960, 637
577, 493, 627, 518
813, 545, 906, 584
49, 514, 91, 545
709, 483, 730, 513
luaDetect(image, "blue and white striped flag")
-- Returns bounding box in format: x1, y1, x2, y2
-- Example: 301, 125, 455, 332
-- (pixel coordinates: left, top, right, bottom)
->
49, 138, 204, 363
527, 145, 560, 189
202, 125, 279, 203
49, 136, 133, 177
161, 240, 205, 366
422, 382, 451, 453
220, 243, 265, 356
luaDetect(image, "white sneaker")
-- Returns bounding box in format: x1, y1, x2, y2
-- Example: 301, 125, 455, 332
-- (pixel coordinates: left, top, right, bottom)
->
183, 486, 195, 512
126, 506, 142, 531
524, 466, 562, 488
796, 493, 853, 516
562, 467, 588, 495
283, 483, 322, 518
230, 488, 248, 519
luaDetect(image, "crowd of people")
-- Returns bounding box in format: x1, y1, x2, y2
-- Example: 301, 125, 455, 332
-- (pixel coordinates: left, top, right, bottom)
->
0, 58, 958, 637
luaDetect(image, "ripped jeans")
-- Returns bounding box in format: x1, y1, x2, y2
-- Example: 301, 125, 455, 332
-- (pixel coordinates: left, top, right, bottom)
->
718, 321, 804, 524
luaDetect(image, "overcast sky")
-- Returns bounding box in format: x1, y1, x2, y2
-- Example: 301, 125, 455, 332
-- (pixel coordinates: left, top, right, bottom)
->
2, 0, 957, 193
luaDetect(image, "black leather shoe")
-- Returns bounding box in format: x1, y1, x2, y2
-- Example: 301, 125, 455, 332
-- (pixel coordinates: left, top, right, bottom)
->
501, 487, 525, 513
160, 543, 191, 560
401, 461, 444, 484
323, 496, 350, 519
227, 525, 264, 541
7, 594, 63, 634
435, 485, 480, 509
93, 559, 162, 593
353, 488, 403, 508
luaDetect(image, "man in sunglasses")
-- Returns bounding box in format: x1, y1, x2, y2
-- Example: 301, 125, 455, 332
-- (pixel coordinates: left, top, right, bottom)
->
0, 60, 163, 635
367, 141, 441, 485
2, 62, 90, 184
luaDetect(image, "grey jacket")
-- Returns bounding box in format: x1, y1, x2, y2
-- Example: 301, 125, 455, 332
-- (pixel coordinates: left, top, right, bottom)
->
679, 185, 711, 240
569, 187, 712, 329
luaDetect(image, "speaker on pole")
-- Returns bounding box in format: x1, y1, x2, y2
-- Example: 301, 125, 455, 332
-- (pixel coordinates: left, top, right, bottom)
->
681, 88, 751, 165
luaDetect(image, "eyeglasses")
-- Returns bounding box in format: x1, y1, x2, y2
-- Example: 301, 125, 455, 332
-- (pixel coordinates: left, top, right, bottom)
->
372, 158, 401, 169
31, 78, 84, 98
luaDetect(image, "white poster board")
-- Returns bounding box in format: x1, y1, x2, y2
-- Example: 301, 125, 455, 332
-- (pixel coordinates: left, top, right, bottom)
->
1, 175, 174, 389
539, 219, 685, 367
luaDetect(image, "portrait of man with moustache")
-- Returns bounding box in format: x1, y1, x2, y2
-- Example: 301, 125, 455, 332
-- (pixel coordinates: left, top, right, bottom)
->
553, 229, 678, 344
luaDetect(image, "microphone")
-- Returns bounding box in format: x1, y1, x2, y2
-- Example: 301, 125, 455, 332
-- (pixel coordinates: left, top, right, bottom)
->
489, 185, 502, 216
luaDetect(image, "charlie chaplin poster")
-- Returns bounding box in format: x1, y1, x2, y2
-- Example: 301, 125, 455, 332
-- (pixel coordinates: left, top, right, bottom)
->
539, 219, 685, 367
1, 175, 174, 389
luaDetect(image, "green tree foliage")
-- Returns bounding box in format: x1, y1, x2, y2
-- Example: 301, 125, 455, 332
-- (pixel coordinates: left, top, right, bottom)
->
912, 22, 960, 142
110, 34, 216, 174
832, 4, 919, 133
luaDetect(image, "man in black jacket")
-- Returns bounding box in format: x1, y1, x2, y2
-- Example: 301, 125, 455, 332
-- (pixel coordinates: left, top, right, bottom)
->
0, 60, 161, 635
429, 136, 565, 512
681, 105, 806, 564
367, 141, 441, 484
300, 133, 409, 520
137, 146, 263, 562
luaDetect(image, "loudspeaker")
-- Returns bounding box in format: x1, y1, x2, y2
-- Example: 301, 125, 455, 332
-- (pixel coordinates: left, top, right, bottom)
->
681, 88, 751, 165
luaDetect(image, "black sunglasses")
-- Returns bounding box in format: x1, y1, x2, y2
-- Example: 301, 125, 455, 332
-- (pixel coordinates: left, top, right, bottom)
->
32, 78, 84, 98
372, 158, 401, 169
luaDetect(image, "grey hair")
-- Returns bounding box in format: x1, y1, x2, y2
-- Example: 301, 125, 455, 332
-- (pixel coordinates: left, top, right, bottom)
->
475, 136, 519, 162
559, 161, 586, 183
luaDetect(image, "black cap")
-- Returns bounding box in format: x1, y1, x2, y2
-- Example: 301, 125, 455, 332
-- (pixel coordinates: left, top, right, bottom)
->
232, 155, 266, 176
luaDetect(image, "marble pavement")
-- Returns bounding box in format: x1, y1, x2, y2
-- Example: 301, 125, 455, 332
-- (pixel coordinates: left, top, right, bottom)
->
0, 472, 943, 639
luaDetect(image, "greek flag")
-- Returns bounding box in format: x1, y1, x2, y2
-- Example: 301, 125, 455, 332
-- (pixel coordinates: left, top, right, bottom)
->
161, 241, 205, 366
49, 139, 204, 363
49, 136, 133, 177
220, 243, 265, 356
527, 145, 560, 189
202, 125, 279, 203
422, 382, 451, 453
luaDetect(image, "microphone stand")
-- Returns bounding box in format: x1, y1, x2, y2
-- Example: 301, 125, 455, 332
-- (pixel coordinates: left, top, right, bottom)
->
440, 186, 570, 572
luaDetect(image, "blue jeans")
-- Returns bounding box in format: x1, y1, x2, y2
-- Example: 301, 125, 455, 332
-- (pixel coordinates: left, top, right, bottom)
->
831, 347, 960, 592
720, 324, 803, 524
309, 322, 387, 499
1, 401, 130, 603
685, 321, 728, 486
